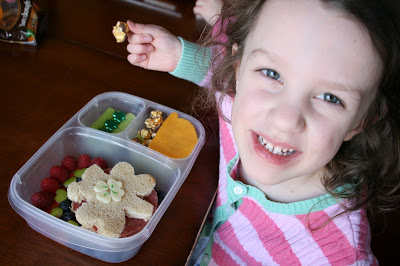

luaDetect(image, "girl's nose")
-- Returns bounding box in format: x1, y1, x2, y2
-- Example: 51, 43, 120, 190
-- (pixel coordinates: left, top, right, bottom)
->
267, 102, 306, 135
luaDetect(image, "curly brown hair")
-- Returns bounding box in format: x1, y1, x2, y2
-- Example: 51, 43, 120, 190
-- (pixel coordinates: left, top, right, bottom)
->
198, 0, 400, 216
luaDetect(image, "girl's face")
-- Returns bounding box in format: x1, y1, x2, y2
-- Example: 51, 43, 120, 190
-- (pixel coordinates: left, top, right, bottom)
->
231, 0, 382, 201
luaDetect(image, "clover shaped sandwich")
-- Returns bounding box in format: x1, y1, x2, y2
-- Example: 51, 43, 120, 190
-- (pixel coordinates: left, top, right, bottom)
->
67, 162, 157, 238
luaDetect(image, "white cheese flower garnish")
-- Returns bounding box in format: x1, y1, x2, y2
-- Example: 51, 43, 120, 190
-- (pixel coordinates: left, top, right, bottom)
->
94, 179, 125, 203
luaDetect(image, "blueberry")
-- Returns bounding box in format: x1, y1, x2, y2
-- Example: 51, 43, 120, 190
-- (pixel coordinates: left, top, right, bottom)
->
61, 211, 75, 221
76, 177, 82, 182
59, 200, 71, 212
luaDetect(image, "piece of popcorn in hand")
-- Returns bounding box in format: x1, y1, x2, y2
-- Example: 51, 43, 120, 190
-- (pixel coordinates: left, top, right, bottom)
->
112, 21, 129, 43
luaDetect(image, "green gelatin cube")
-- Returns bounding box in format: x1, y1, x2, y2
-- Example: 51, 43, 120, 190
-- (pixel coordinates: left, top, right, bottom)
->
91, 107, 116, 129
74, 168, 86, 177
112, 113, 135, 133
63, 177, 77, 188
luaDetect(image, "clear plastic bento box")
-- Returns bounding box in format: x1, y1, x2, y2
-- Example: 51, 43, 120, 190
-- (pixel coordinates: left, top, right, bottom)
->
7, 92, 205, 263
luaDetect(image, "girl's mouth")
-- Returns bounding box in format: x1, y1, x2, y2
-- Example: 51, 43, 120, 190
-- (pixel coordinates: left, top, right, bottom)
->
257, 135, 297, 156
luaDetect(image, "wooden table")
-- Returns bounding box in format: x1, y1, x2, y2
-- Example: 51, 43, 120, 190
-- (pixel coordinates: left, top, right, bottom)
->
1, 0, 399, 265
1, 0, 218, 265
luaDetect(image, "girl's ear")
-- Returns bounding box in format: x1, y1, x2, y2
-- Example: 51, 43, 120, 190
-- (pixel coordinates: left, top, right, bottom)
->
232, 43, 238, 55
232, 43, 240, 81
344, 96, 388, 141
343, 122, 363, 141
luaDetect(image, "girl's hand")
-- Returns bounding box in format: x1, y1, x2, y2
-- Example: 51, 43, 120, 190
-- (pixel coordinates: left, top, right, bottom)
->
193, 0, 222, 26
126, 20, 182, 72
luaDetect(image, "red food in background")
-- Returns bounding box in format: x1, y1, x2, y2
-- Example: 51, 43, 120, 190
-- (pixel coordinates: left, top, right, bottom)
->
61, 156, 77, 171
89, 157, 108, 169
31, 191, 54, 210
77, 154, 91, 169
40, 177, 60, 194
49, 165, 69, 183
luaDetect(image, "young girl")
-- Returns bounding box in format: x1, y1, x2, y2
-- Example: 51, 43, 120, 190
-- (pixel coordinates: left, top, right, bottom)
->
126, 0, 400, 264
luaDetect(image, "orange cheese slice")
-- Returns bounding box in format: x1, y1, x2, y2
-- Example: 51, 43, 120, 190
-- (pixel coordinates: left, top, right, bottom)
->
149, 112, 197, 158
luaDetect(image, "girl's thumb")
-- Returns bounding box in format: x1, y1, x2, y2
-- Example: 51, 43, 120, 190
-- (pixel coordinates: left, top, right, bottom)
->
127, 20, 146, 34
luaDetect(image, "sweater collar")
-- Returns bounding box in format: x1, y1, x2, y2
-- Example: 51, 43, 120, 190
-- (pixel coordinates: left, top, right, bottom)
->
225, 154, 346, 215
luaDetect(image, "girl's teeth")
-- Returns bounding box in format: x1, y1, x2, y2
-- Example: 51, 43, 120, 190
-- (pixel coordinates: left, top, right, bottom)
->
274, 147, 282, 153
266, 142, 273, 152
257, 135, 296, 156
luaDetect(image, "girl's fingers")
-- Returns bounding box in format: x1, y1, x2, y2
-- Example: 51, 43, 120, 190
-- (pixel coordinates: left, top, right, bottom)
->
127, 20, 143, 33
127, 32, 153, 44
127, 43, 154, 54
127, 53, 147, 65
195, 0, 205, 6
127, 20, 167, 39
127, 20, 153, 44
193, 6, 201, 15
127, 20, 156, 35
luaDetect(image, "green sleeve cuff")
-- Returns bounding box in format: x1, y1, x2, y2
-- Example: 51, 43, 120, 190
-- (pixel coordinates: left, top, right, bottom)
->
169, 37, 212, 85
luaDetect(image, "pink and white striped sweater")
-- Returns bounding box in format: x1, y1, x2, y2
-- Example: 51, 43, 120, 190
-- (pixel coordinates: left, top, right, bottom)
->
170, 38, 377, 265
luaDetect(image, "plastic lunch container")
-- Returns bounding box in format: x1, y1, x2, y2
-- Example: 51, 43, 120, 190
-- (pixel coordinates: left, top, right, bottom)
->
7, 92, 205, 263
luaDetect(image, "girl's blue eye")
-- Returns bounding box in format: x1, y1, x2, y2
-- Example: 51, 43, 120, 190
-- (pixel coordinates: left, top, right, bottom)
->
316, 93, 342, 105
261, 69, 282, 82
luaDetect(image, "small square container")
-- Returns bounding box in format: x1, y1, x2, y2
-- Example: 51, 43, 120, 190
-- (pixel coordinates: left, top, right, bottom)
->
8, 92, 205, 263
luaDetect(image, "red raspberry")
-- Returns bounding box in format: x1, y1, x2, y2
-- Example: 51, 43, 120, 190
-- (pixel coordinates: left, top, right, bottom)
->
77, 154, 91, 169
61, 155, 77, 172
40, 177, 60, 194
89, 157, 108, 169
49, 165, 69, 183
31, 191, 54, 210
